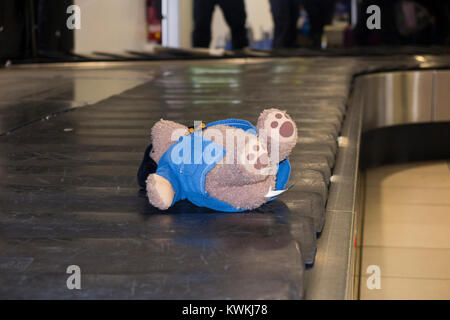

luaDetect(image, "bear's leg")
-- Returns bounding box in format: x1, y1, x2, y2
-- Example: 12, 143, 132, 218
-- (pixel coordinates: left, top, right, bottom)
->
146, 174, 175, 210
203, 125, 275, 186
257, 108, 298, 162
205, 174, 276, 210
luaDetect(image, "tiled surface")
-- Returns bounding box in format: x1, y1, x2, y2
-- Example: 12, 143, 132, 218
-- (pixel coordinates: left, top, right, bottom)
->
360, 276, 450, 300
360, 161, 450, 300
364, 186, 450, 206
434, 70, 450, 121
361, 247, 450, 279
362, 203, 450, 248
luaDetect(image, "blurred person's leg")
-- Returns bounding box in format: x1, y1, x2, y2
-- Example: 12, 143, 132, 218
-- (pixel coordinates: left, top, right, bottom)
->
193, 0, 216, 47
302, 0, 320, 47
443, 2, 450, 45
379, 0, 402, 45
303, 0, 332, 47
417, 0, 450, 45
270, 0, 300, 48
217, 0, 248, 49
287, 0, 301, 47
353, 0, 370, 45
269, 0, 286, 48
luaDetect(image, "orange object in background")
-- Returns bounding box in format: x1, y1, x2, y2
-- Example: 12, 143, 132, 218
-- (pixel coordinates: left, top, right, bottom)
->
147, 0, 162, 43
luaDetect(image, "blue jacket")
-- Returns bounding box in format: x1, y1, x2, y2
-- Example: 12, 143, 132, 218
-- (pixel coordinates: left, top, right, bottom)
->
154, 119, 291, 212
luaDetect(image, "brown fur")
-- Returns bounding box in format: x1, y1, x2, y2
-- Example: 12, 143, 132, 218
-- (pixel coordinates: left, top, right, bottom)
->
202, 125, 271, 186
257, 108, 298, 162
146, 174, 174, 210
205, 175, 276, 210
146, 109, 297, 210
150, 119, 189, 164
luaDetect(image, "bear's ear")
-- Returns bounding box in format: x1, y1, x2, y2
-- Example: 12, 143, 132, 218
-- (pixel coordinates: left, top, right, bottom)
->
257, 108, 297, 163
150, 119, 188, 164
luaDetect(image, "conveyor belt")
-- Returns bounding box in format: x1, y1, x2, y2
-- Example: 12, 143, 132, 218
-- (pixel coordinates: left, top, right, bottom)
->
0, 56, 450, 299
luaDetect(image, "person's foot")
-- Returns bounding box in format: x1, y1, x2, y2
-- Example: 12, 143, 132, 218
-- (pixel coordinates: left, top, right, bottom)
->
234, 47, 271, 57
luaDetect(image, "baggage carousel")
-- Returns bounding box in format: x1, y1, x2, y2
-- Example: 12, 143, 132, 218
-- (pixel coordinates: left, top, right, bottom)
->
1, 54, 449, 299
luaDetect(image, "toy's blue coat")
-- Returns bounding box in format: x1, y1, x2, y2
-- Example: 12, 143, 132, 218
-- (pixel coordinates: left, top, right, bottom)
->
155, 119, 291, 212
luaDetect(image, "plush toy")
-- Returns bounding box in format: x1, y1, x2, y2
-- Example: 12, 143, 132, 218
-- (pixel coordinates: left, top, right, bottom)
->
138, 108, 297, 212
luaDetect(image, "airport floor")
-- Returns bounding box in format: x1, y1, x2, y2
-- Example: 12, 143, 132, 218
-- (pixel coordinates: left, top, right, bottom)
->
360, 161, 450, 299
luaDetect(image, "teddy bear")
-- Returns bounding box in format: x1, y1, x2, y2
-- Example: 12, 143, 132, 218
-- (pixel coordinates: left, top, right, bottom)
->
140, 108, 297, 212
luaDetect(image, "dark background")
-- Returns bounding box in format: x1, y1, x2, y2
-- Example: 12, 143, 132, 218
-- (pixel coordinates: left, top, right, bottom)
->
0, 0, 74, 59
1, 0, 450, 62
